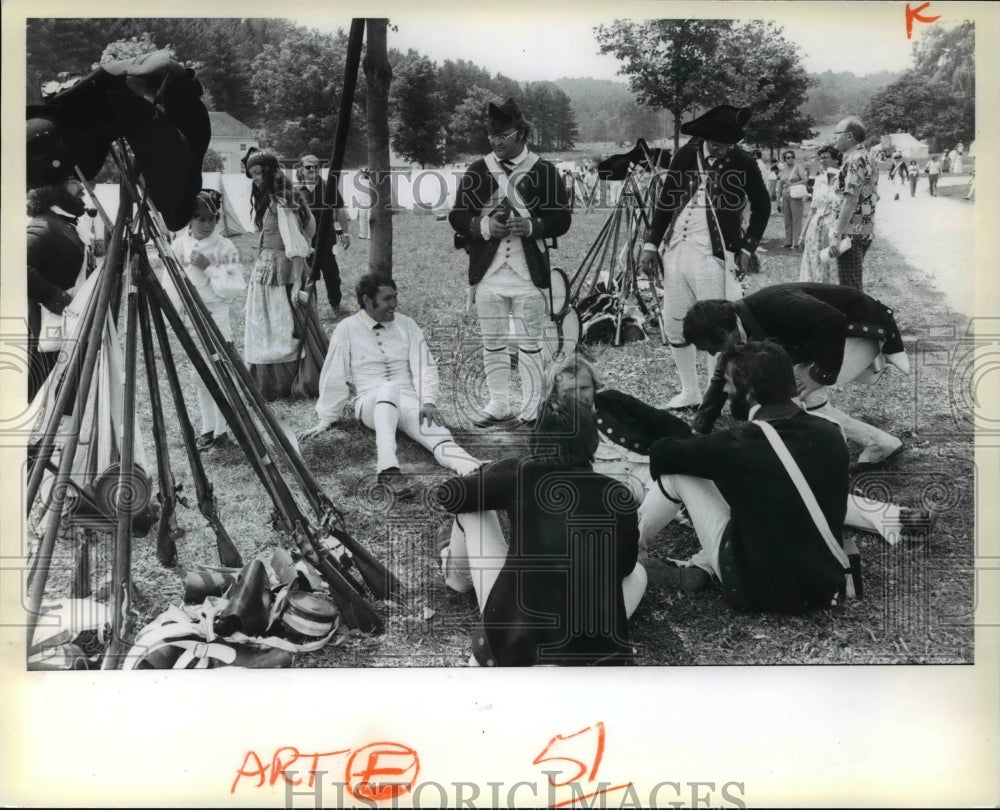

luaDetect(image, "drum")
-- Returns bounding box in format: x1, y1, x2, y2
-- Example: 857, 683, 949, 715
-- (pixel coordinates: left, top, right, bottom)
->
542, 306, 581, 361
281, 591, 338, 639
92, 463, 153, 517
547, 267, 570, 318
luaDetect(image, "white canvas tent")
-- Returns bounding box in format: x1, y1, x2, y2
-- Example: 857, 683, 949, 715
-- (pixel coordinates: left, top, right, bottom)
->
201, 171, 251, 236
85, 167, 471, 241
886, 132, 929, 160
88, 172, 255, 242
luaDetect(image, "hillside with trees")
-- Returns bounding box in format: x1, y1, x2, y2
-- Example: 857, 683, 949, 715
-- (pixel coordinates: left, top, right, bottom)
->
26, 17, 972, 163
801, 70, 902, 124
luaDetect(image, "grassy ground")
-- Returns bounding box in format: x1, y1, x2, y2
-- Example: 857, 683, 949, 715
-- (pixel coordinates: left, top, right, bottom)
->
42, 195, 974, 667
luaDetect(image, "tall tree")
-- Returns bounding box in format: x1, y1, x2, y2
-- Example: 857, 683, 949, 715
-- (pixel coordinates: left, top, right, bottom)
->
523, 83, 556, 149
911, 21, 974, 146
447, 85, 500, 159
595, 19, 732, 151
863, 72, 967, 152
551, 89, 579, 150
364, 19, 393, 276
390, 51, 446, 167
721, 21, 817, 151
249, 27, 367, 164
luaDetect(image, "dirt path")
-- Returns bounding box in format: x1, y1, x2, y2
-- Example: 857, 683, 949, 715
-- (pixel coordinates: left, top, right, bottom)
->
874, 174, 974, 317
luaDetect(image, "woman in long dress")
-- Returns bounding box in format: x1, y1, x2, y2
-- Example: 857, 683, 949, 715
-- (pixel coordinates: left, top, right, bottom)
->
799, 145, 842, 284
242, 148, 316, 400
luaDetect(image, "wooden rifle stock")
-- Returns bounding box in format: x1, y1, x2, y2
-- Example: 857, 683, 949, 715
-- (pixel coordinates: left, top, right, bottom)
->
327, 526, 403, 602
136, 285, 183, 567
141, 264, 243, 568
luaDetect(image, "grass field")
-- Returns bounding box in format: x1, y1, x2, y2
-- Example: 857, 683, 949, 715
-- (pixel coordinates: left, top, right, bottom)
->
42, 191, 975, 668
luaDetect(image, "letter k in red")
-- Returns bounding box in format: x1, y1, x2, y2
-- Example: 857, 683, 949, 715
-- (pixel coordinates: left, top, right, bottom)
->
906, 3, 941, 40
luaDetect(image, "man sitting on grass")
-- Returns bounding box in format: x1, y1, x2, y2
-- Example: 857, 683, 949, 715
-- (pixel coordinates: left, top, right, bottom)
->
434, 395, 645, 666
643, 341, 852, 612
299, 272, 482, 499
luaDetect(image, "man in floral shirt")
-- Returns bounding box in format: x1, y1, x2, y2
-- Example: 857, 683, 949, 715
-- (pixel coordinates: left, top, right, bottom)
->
829, 116, 879, 290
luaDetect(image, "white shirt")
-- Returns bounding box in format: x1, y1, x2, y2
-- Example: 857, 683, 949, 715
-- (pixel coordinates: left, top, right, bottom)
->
165, 229, 245, 338
316, 310, 440, 421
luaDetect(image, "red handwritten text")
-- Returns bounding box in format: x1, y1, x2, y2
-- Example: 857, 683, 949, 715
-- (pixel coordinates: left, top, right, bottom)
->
534, 722, 632, 808
906, 3, 941, 39
345, 741, 421, 802
231, 747, 350, 793
232, 740, 419, 801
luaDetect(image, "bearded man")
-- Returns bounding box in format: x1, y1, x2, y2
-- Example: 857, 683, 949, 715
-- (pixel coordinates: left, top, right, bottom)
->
26, 149, 91, 402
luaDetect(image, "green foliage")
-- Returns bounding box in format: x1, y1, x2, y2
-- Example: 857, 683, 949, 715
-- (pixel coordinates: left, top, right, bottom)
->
447, 85, 500, 158
802, 70, 902, 124
595, 18, 732, 147
521, 82, 578, 150
719, 21, 817, 149
595, 19, 815, 150
390, 51, 446, 167
249, 27, 368, 165
861, 22, 974, 153
201, 147, 224, 172
863, 73, 967, 152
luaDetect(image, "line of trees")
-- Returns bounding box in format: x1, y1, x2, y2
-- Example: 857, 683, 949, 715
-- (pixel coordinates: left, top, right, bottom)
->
390, 54, 578, 166
26, 18, 579, 168
862, 22, 974, 153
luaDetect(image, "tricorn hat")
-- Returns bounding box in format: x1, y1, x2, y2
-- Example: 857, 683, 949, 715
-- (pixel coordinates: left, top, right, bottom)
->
487, 98, 527, 135
681, 104, 753, 144
242, 146, 279, 178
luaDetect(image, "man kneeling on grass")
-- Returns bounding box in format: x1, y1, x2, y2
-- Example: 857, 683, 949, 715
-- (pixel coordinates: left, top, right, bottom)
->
642, 341, 851, 612
299, 272, 482, 499
434, 395, 646, 666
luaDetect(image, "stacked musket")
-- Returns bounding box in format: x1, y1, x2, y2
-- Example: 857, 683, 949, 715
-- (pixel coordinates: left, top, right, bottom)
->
25, 37, 397, 671
565, 142, 668, 346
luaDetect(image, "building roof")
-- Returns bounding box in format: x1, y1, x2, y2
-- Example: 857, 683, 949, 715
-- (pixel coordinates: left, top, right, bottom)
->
208, 111, 255, 138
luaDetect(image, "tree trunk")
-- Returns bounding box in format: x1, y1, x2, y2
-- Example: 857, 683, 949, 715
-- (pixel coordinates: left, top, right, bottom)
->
364, 18, 393, 277
671, 109, 683, 153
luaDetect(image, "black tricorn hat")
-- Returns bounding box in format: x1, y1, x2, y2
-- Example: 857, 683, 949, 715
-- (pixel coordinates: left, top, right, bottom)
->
487, 98, 527, 135
681, 104, 753, 144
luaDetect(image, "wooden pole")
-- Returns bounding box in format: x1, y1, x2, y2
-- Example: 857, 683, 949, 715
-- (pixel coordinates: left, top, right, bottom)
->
363, 18, 394, 277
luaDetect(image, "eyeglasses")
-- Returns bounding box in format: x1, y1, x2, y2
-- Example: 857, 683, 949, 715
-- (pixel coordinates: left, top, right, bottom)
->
488, 129, 520, 141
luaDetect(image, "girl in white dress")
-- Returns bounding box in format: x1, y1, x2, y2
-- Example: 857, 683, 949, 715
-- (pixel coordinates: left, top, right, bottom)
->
167, 190, 246, 449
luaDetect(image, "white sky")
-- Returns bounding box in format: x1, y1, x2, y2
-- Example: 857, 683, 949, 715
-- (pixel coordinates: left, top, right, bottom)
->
294, 1, 976, 83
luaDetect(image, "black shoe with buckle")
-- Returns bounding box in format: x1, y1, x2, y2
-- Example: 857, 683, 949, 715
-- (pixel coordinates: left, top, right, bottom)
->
376, 467, 418, 501
196, 431, 215, 451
